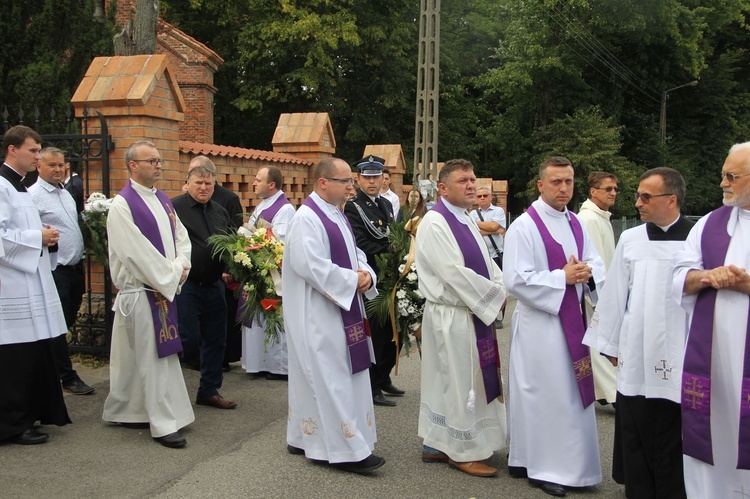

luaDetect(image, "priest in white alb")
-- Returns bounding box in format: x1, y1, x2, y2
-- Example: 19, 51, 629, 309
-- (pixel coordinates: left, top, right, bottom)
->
0, 125, 70, 446
241, 166, 295, 378
584, 167, 692, 498
102, 141, 194, 449
577, 171, 619, 406
673, 142, 750, 497
416, 159, 507, 478
284, 157, 385, 474
504, 156, 605, 497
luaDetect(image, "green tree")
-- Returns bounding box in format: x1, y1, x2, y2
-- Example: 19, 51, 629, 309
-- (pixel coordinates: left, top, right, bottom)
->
0, 0, 114, 133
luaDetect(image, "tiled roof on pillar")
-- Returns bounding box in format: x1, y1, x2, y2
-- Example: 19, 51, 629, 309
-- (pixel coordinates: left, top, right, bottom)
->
272, 113, 336, 153
363, 145, 407, 174
71, 54, 185, 118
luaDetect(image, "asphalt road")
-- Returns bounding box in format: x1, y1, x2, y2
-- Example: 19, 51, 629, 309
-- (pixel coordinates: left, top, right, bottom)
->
1, 298, 625, 498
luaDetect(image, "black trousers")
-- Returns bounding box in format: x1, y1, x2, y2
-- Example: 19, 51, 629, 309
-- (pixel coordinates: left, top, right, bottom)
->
613, 392, 686, 499
0, 339, 71, 440
223, 287, 242, 364
369, 316, 397, 395
51, 263, 85, 384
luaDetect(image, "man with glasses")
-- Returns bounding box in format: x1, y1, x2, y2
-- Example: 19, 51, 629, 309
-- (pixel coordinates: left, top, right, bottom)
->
344, 155, 404, 407
585, 167, 692, 498
284, 157, 384, 473
102, 141, 194, 449
470, 185, 507, 327
578, 172, 619, 407
673, 143, 750, 496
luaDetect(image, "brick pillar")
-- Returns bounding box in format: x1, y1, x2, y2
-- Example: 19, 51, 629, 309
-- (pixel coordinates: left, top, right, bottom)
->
71, 54, 186, 197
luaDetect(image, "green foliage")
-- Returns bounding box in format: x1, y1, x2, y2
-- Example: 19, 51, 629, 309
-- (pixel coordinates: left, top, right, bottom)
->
0, 0, 114, 131
365, 219, 424, 355
208, 228, 285, 346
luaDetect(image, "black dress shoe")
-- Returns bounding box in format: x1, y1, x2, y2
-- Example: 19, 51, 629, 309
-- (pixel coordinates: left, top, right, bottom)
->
529, 479, 566, 497
120, 422, 150, 430
508, 465, 528, 478
10, 428, 49, 445
332, 454, 386, 474
381, 384, 405, 396
373, 394, 397, 407
153, 432, 187, 448
287, 444, 305, 455
265, 373, 288, 381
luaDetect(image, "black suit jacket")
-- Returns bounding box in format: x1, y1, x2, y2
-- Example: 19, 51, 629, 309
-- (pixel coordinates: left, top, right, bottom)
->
211, 183, 244, 229
343, 189, 394, 271
65, 174, 84, 214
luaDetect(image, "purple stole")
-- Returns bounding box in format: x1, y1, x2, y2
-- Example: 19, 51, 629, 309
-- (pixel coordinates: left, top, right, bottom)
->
682, 205, 750, 469
527, 205, 595, 408
118, 180, 183, 358
303, 196, 372, 374
257, 193, 291, 223
431, 199, 502, 403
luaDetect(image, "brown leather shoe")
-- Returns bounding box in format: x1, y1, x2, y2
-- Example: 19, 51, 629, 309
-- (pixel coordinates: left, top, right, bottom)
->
422, 451, 449, 463
196, 394, 237, 409
448, 459, 497, 477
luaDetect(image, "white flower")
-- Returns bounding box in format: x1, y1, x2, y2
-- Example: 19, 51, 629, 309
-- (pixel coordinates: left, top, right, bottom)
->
407, 305, 416, 314
414, 289, 422, 298
406, 272, 417, 282
398, 264, 406, 273
396, 289, 406, 299
410, 263, 417, 271
410, 322, 421, 331
86, 192, 107, 203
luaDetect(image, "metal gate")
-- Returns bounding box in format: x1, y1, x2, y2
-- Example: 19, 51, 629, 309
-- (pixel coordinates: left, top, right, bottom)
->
2, 106, 114, 353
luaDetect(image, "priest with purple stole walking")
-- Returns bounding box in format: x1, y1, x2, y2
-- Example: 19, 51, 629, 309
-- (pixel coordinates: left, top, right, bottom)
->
504, 156, 605, 497
673, 142, 750, 497
242, 166, 295, 378
102, 141, 194, 449
284, 157, 384, 474
415, 159, 507, 478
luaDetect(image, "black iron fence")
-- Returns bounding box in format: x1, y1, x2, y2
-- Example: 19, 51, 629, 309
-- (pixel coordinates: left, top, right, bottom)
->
2, 105, 114, 354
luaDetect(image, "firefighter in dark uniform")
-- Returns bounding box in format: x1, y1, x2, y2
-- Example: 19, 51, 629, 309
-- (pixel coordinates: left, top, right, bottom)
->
343, 155, 405, 407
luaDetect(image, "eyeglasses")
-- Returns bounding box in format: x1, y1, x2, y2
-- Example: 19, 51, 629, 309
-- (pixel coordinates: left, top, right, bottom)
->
722, 172, 750, 182
131, 158, 163, 167
324, 177, 354, 185
594, 186, 618, 193
476, 194, 490, 199
634, 192, 673, 203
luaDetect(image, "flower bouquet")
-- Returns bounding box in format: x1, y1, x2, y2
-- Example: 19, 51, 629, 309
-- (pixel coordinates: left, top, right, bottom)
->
365, 219, 425, 362
80, 192, 113, 266
208, 227, 284, 345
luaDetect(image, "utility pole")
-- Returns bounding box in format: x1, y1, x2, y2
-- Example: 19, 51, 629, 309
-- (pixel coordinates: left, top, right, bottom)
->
413, 0, 441, 194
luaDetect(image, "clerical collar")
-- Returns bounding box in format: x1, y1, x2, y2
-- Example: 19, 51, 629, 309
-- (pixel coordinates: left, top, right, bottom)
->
129, 178, 157, 196
537, 197, 569, 219
260, 190, 283, 204
440, 198, 470, 225
654, 215, 680, 232
0, 163, 27, 192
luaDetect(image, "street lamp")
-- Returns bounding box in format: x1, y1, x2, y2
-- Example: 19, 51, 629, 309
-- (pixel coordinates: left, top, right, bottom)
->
660, 80, 699, 141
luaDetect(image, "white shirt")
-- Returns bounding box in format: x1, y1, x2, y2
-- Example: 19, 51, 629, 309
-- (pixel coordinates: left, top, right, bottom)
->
29, 178, 85, 266
381, 189, 400, 220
